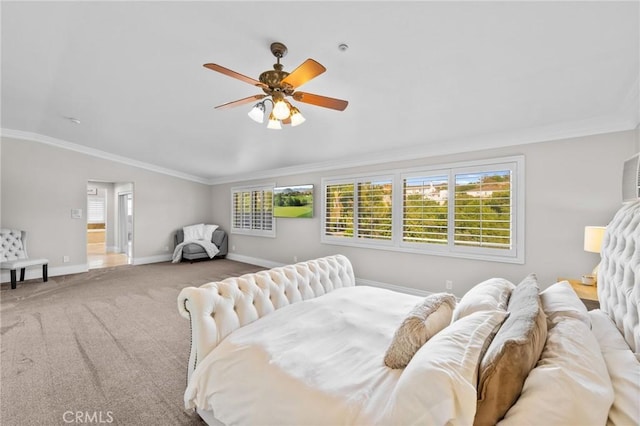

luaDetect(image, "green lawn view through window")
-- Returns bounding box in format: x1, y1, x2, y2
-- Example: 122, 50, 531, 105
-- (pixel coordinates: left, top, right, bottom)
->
322, 156, 524, 263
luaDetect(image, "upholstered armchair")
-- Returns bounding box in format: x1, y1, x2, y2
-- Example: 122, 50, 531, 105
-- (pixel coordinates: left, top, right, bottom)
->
0, 229, 49, 289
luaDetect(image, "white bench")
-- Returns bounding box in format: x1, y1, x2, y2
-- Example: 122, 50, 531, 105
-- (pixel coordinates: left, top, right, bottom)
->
1, 229, 48, 290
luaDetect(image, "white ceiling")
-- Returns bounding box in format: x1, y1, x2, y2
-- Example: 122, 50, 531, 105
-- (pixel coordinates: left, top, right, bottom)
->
2, 1, 638, 184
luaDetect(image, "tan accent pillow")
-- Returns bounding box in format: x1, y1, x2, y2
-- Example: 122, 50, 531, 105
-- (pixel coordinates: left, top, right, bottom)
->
474, 274, 548, 426
384, 293, 456, 369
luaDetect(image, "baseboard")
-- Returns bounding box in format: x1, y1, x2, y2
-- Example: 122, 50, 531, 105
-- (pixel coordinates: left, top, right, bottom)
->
1, 263, 88, 284
356, 278, 433, 297
226, 253, 432, 297
226, 253, 284, 269
132, 254, 172, 265
0, 254, 432, 297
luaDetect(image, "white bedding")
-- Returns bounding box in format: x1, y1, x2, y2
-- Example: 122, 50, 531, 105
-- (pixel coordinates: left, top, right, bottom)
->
589, 309, 640, 425
184, 286, 423, 425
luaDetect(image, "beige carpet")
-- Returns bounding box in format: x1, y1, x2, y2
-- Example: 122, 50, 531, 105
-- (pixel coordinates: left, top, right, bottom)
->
0, 259, 265, 425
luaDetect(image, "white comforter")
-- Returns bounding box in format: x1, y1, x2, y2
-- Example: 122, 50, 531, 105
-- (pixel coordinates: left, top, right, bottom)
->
184, 286, 423, 425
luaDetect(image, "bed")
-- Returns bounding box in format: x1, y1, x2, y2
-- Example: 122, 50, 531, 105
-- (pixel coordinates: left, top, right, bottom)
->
177, 200, 640, 426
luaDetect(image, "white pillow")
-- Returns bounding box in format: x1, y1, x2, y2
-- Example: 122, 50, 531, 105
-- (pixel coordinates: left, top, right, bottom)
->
378, 310, 508, 426
540, 281, 590, 327
203, 224, 219, 242
452, 277, 515, 321
183, 223, 205, 241
589, 310, 640, 426
499, 316, 614, 426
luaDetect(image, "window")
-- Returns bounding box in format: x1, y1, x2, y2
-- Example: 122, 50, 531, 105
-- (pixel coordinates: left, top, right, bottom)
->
322, 156, 524, 263
87, 196, 105, 224
403, 174, 448, 245
324, 176, 393, 244
453, 169, 512, 251
231, 185, 275, 237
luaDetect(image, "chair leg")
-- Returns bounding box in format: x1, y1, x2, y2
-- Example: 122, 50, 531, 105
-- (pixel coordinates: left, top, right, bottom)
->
10, 270, 17, 289
20, 268, 26, 282
43, 264, 48, 282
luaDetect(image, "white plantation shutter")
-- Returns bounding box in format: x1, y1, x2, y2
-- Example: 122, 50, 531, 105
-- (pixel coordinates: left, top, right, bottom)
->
322, 176, 393, 244
322, 156, 523, 263
87, 196, 105, 224
402, 174, 448, 245
231, 185, 275, 237
357, 180, 392, 240
453, 169, 512, 250
325, 182, 354, 237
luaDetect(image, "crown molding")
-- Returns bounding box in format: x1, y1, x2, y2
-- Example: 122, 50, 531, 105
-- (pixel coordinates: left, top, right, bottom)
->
207, 114, 637, 185
0, 129, 211, 185
3, 108, 637, 188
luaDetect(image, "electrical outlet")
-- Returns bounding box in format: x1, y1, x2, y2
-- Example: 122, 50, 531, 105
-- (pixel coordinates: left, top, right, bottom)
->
445, 280, 453, 291
293, 256, 298, 262
232, 245, 236, 251
63, 255, 70, 263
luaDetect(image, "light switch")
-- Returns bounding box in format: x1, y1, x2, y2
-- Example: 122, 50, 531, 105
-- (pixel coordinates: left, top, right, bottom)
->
71, 208, 83, 219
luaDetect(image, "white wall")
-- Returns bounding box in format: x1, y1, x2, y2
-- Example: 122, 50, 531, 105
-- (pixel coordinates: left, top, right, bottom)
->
1, 137, 213, 280
211, 130, 637, 296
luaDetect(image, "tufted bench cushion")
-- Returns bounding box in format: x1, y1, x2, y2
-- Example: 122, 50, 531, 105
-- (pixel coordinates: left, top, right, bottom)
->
178, 254, 355, 379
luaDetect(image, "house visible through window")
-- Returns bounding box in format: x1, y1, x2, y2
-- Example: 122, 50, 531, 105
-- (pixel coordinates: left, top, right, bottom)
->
231, 185, 275, 237
322, 156, 524, 263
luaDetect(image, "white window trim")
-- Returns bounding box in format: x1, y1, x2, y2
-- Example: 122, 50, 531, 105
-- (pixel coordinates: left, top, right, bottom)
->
322, 174, 396, 247
321, 156, 525, 264
230, 183, 276, 238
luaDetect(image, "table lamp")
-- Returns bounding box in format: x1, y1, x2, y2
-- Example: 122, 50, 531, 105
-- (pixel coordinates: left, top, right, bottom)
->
583, 226, 606, 285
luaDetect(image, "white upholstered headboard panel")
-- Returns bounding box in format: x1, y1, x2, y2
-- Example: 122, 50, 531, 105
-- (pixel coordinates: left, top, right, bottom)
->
598, 200, 640, 355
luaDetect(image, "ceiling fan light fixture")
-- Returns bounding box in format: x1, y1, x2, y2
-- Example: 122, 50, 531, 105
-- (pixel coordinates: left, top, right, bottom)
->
247, 102, 265, 123
289, 106, 306, 127
205, 41, 348, 129
272, 98, 290, 120
267, 112, 282, 130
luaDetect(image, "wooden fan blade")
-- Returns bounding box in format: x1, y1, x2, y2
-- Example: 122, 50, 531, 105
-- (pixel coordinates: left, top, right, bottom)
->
292, 92, 348, 111
280, 59, 326, 89
215, 94, 266, 110
204, 63, 267, 88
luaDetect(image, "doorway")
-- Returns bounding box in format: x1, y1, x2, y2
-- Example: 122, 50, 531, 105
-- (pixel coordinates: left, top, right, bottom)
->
87, 181, 133, 269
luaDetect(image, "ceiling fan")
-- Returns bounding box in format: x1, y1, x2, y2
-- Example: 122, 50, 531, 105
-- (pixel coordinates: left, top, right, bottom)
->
204, 42, 348, 129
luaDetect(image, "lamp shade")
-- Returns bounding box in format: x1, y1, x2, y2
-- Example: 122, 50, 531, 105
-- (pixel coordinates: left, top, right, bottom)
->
290, 107, 306, 127
584, 226, 606, 253
267, 112, 281, 130
248, 103, 265, 123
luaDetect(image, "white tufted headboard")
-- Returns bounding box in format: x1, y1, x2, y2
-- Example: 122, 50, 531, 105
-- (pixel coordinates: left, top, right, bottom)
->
597, 200, 640, 355
178, 254, 356, 380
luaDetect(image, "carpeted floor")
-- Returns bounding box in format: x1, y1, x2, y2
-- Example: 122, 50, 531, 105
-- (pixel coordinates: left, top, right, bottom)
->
0, 259, 265, 425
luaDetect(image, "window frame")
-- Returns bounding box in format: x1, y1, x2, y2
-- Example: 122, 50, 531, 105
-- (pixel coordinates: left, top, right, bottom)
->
230, 184, 276, 238
321, 156, 524, 264
323, 174, 395, 248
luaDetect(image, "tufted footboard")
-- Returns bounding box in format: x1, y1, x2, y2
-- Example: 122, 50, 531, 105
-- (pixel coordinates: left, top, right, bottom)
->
177, 254, 355, 380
